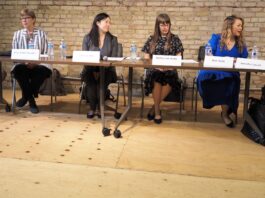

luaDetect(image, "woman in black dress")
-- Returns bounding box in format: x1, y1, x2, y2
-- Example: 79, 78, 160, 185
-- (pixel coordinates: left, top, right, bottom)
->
142, 13, 184, 124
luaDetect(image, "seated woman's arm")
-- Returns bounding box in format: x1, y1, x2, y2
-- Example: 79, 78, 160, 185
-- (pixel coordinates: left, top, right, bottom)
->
111, 36, 118, 57
144, 53, 151, 59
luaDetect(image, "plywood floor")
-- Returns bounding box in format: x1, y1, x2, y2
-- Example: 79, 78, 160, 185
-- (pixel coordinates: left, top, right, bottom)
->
1, 90, 265, 198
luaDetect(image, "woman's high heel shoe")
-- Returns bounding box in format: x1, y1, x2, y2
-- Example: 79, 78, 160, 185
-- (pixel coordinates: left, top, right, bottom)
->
87, 111, 95, 119
147, 113, 155, 121
221, 112, 234, 128
154, 117, 162, 124
154, 111, 162, 124
96, 113, 101, 119
147, 107, 155, 121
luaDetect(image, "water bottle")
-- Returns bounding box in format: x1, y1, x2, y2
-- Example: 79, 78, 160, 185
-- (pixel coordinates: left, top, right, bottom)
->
205, 43, 212, 56
28, 38, 34, 49
251, 45, 258, 59
59, 39, 67, 59
47, 39, 54, 59
130, 42, 137, 60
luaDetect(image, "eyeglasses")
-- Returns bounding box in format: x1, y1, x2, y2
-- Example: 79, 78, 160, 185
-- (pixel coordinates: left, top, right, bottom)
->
20, 16, 32, 20
159, 23, 169, 27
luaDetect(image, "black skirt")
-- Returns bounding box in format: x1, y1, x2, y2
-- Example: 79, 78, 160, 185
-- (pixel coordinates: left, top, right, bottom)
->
144, 69, 181, 96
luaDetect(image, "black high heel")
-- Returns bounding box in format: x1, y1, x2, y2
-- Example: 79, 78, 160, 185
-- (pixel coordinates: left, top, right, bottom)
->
87, 111, 95, 119
154, 111, 162, 124
154, 117, 162, 124
227, 108, 238, 125
96, 113, 101, 119
147, 113, 155, 121
147, 107, 155, 121
221, 112, 234, 128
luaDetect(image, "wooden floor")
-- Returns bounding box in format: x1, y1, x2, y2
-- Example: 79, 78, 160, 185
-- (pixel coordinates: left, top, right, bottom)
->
1, 90, 265, 198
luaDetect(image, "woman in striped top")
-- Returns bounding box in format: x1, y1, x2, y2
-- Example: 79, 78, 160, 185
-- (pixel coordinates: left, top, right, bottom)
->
12, 8, 52, 114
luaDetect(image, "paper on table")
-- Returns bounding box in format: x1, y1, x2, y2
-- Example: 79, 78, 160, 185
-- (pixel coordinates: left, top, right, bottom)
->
235, 58, 265, 70
107, 57, 125, 61
125, 57, 141, 60
181, 59, 198, 63
40, 54, 48, 58
203, 56, 234, 68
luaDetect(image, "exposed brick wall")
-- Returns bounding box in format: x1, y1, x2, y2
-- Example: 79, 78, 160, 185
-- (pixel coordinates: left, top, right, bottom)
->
1, 0, 265, 93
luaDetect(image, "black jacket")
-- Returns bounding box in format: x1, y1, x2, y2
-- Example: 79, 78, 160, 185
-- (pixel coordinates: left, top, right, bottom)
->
81, 32, 118, 85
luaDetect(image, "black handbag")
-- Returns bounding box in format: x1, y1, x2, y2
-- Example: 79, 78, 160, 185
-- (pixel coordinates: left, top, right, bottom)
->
241, 95, 265, 146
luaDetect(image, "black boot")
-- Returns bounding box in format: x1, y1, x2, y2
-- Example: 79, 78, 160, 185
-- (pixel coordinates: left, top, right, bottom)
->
29, 97, 39, 114
16, 97, 28, 108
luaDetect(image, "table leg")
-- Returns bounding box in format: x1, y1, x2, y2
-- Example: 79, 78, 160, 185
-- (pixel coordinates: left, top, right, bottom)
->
243, 72, 251, 120
113, 67, 133, 138
100, 66, 111, 136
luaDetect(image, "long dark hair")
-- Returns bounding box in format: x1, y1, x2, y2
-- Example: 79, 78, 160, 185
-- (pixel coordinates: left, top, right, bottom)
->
88, 12, 112, 47
220, 15, 245, 53
150, 13, 172, 54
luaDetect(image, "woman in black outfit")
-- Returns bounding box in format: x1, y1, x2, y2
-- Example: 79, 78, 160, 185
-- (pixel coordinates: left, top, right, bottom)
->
81, 13, 118, 118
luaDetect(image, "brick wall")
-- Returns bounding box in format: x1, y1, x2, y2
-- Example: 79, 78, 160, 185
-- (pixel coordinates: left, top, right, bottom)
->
1, 0, 265, 93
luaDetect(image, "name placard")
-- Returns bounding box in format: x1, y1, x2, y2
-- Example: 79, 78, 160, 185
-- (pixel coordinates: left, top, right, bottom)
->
11, 49, 40, 60
152, 55, 182, 66
72, 51, 100, 63
204, 56, 234, 68
235, 58, 265, 70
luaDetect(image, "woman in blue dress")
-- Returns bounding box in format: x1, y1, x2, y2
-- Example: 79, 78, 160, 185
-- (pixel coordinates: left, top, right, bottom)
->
197, 15, 248, 128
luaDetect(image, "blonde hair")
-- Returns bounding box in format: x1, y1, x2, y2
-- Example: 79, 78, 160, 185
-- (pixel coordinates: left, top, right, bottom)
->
220, 15, 245, 53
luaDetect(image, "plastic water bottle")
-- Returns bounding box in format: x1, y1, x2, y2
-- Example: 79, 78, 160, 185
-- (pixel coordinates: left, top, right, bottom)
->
205, 43, 212, 56
28, 38, 34, 49
130, 42, 137, 60
59, 39, 67, 59
47, 39, 54, 59
251, 45, 258, 59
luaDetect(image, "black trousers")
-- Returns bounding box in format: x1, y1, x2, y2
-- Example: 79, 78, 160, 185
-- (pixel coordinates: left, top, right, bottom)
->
12, 64, 51, 100
86, 79, 108, 111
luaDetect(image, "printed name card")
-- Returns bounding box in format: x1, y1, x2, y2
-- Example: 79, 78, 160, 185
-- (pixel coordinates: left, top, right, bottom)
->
204, 56, 234, 68
152, 55, 182, 66
235, 58, 265, 70
11, 49, 40, 60
72, 51, 100, 63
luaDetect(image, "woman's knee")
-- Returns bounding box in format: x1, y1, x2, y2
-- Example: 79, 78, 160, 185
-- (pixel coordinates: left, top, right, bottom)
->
12, 64, 28, 78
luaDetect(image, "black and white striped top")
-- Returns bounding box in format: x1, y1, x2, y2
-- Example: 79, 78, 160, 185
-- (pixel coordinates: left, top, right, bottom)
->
12, 27, 51, 70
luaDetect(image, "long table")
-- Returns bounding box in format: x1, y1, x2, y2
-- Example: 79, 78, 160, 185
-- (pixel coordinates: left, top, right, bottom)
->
0, 57, 114, 137
111, 59, 264, 138
0, 57, 264, 138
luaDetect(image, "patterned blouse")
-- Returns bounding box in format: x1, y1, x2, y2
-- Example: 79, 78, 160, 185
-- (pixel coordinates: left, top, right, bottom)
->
142, 34, 184, 56
141, 34, 184, 96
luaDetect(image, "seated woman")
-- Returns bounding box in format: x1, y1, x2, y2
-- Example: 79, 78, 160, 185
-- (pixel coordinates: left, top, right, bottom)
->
142, 13, 184, 124
12, 8, 52, 113
197, 15, 248, 128
80, 13, 118, 119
